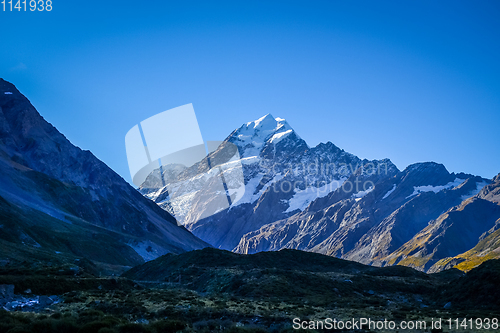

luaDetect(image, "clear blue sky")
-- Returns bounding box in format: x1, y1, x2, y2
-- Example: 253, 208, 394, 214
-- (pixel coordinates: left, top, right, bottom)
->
1, 1, 499, 184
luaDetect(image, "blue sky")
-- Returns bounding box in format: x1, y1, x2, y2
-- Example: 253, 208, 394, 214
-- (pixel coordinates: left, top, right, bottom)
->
1, 0, 499, 184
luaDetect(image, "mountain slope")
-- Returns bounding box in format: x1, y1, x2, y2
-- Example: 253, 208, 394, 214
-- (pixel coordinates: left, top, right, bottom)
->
235, 162, 487, 266
384, 173, 500, 271
345, 170, 486, 263
0, 193, 143, 269
429, 224, 500, 273
0, 79, 209, 269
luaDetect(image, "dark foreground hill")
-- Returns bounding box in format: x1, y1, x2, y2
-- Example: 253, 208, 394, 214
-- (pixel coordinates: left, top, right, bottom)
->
123, 248, 499, 311
439, 258, 500, 309
123, 247, 371, 279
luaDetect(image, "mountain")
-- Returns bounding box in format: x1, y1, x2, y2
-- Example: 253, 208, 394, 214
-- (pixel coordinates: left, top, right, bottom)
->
429, 226, 500, 273
235, 162, 487, 263
141, 114, 398, 251
141, 113, 498, 273
0, 79, 209, 272
387, 172, 500, 272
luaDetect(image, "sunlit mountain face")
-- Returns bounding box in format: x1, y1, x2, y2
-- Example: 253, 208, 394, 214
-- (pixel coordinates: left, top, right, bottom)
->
141, 112, 499, 273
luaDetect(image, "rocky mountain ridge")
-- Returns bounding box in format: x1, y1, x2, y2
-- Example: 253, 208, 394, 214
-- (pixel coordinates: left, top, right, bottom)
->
0, 79, 209, 272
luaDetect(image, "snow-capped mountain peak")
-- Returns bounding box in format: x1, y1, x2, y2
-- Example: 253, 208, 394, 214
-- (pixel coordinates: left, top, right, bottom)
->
230, 114, 301, 158
239, 113, 293, 140
246, 113, 276, 128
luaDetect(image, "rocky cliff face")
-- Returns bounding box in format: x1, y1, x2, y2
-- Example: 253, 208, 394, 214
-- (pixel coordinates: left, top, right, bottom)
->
0, 79, 209, 268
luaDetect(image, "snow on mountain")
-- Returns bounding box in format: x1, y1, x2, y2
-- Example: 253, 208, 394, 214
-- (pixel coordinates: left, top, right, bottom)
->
284, 178, 347, 213
232, 114, 300, 158
461, 180, 489, 201
141, 114, 309, 225
406, 178, 466, 199
352, 186, 374, 199
382, 184, 396, 200
230, 172, 285, 208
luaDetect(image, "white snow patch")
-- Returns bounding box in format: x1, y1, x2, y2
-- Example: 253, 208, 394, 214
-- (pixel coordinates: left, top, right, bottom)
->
269, 129, 292, 144
406, 178, 466, 199
253, 114, 275, 128
145, 186, 166, 201
238, 156, 260, 165
4, 92, 12, 95
285, 178, 346, 213
461, 180, 489, 201
352, 186, 374, 199
167, 191, 199, 223
382, 184, 397, 200
230, 173, 285, 207
147, 151, 247, 224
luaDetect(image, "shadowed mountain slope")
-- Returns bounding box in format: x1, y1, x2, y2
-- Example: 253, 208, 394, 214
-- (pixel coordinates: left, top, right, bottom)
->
0, 79, 209, 271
